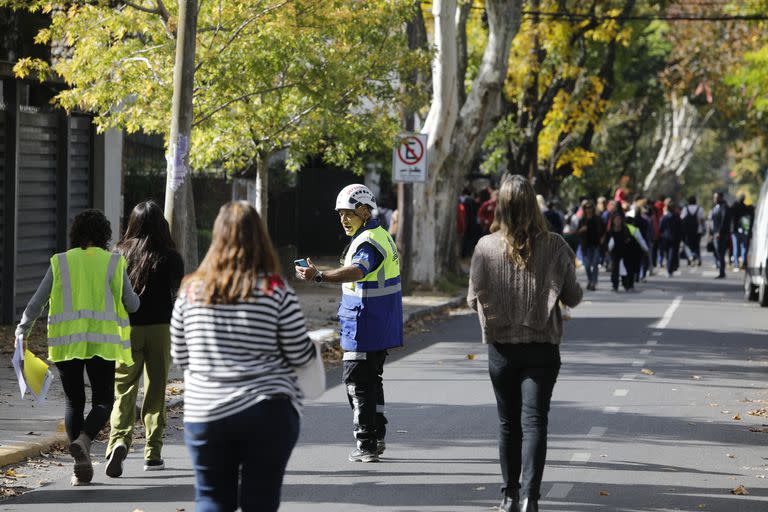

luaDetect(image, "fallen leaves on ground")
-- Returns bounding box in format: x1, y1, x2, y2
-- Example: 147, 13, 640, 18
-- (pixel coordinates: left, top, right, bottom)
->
731, 485, 749, 495
599, 491, 610, 496
748, 426, 768, 433
748, 408, 768, 418
692, 375, 702, 380
733, 414, 742, 421
466, 354, 476, 360
726, 454, 736, 458
640, 368, 655, 375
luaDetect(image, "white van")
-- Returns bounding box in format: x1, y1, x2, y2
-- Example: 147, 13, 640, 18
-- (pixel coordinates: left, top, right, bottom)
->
744, 174, 768, 305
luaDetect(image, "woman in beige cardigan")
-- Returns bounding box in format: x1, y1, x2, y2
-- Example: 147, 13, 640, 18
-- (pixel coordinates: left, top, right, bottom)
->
468, 175, 583, 512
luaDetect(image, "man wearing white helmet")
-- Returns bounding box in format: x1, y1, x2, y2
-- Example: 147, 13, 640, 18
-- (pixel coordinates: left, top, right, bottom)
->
296, 184, 403, 463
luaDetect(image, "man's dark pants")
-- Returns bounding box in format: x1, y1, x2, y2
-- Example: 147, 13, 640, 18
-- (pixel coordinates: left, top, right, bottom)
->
342, 350, 387, 453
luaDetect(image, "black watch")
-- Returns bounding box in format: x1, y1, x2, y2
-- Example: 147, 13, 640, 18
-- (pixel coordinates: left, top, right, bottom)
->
313, 271, 324, 283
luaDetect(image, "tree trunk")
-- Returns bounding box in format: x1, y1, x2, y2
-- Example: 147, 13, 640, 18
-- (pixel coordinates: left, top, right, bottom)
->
643, 93, 713, 195
409, 0, 522, 284
164, 0, 198, 272
254, 150, 269, 219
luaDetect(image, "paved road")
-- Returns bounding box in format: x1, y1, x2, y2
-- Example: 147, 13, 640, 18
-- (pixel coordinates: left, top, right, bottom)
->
4, 267, 768, 511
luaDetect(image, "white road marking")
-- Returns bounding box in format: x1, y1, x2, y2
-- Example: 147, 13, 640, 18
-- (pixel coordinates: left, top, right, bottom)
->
620, 374, 636, 381
631, 360, 645, 367
613, 389, 629, 397
570, 452, 591, 464
646, 340, 658, 346
604, 406, 620, 414
547, 483, 573, 499
587, 426, 607, 438
656, 296, 683, 329
639, 348, 652, 355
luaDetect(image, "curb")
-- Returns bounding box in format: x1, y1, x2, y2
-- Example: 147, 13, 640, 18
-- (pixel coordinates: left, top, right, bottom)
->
0, 421, 68, 468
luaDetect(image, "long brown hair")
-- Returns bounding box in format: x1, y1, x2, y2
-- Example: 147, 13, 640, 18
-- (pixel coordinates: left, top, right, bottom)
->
491, 174, 549, 269
116, 200, 176, 295
184, 201, 281, 304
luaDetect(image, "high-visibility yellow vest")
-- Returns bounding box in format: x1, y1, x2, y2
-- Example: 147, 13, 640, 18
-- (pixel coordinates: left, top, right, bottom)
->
338, 224, 404, 353
47, 248, 133, 364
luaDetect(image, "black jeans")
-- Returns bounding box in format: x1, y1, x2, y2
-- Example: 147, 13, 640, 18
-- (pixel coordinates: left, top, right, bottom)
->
714, 236, 728, 276
55, 356, 115, 441
488, 343, 560, 501
184, 398, 299, 512
342, 350, 387, 452
663, 240, 680, 275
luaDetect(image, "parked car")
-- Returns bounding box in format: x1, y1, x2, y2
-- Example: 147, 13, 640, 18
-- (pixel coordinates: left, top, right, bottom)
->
744, 174, 768, 305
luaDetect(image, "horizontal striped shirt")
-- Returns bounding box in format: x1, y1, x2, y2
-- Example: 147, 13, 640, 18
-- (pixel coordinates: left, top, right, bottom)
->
170, 280, 315, 423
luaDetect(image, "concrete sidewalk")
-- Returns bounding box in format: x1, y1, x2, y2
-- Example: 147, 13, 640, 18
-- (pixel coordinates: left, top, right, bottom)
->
0, 285, 466, 469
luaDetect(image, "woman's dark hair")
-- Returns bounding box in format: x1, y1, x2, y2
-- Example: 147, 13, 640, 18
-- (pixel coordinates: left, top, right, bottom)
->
116, 201, 176, 295
69, 209, 112, 250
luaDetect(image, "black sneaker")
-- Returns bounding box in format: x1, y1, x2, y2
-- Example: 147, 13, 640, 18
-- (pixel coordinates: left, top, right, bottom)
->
376, 440, 386, 455
143, 459, 165, 471
348, 448, 379, 463
105, 442, 127, 478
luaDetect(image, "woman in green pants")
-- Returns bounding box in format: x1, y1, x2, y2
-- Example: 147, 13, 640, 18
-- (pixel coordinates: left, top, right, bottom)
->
105, 201, 184, 476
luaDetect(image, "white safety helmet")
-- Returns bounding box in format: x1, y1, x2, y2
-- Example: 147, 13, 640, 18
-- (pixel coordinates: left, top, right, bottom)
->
335, 184, 377, 211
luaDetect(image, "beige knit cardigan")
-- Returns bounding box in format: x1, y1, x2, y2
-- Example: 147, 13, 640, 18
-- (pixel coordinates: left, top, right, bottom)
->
467, 232, 583, 345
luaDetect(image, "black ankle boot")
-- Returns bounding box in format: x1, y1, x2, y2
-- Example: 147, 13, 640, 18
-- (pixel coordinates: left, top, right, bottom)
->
499, 494, 520, 512
520, 497, 538, 512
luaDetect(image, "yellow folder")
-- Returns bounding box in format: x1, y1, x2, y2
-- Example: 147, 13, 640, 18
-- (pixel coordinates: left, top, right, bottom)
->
23, 348, 54, 401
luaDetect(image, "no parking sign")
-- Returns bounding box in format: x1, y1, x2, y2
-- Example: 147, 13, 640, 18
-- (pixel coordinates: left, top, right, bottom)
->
393, 133, 428, 183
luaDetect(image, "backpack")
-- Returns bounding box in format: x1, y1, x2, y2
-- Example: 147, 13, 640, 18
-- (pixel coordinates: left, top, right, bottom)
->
682, 206, 699, 237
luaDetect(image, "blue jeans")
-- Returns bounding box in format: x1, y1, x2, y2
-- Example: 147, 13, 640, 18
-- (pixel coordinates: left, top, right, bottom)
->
184, 399, 299, 512
488, 343, 560, 500
581, 245, 600, 286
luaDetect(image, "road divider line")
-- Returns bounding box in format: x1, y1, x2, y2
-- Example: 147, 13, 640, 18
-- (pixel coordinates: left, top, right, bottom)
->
631, 360, 645, 367
655, 296, 683, 329
570, 452, 591, 464
613, 389, 629, 397
603, 406, 620, 414
546, 483, 573, 499
587, 426, 607, 438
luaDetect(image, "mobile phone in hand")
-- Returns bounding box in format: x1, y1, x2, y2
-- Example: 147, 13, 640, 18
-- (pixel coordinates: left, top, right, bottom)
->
294, 258, 309, 268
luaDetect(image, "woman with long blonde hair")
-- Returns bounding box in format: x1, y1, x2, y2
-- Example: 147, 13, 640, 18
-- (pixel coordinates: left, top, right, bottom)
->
468, 175, 582, 512
171, 201, 315, 512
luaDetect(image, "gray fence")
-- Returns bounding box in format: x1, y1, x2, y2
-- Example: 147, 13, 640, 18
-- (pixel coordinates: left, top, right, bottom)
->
1, 93, 93, 324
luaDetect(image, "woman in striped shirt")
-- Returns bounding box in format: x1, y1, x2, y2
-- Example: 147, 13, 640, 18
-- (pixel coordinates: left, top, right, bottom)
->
171, 201, 315, 512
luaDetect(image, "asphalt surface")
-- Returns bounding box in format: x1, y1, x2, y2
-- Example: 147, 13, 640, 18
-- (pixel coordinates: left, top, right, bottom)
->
3, 266, 768, 512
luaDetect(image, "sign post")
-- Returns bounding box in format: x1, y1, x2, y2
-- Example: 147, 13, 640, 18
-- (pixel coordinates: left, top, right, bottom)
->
393, 133, 428, 183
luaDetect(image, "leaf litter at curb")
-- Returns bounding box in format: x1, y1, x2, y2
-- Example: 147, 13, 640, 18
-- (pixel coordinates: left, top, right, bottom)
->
731, 485, 749, 495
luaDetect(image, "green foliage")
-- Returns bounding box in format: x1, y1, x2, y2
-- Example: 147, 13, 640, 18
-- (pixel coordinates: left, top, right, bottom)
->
5, 0, 429, 175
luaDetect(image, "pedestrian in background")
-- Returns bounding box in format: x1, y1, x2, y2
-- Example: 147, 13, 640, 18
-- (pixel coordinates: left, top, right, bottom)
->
468, 174, 583, 512
681, 196, 705, 266
710, 191, 731, 279
106, 200, 184, 477
478, 188, 499, 236
606, 211, 647, 291
577, 199, 604, 291
15, 209, 139, 486
660, 202, 683, 276
730, 193, 754, 268
296, 184, 403, 463
171, 201, 315, 512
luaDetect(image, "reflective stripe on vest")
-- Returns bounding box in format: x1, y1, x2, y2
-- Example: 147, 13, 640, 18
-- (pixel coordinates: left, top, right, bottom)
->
48, 248, 132, 364
343, 226, 400, 297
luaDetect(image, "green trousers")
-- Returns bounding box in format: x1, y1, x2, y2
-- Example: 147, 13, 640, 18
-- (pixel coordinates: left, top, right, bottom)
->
107, 324, 171, 461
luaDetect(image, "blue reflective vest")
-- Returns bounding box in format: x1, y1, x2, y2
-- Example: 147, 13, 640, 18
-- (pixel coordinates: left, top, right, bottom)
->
338, 222, 404, 353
